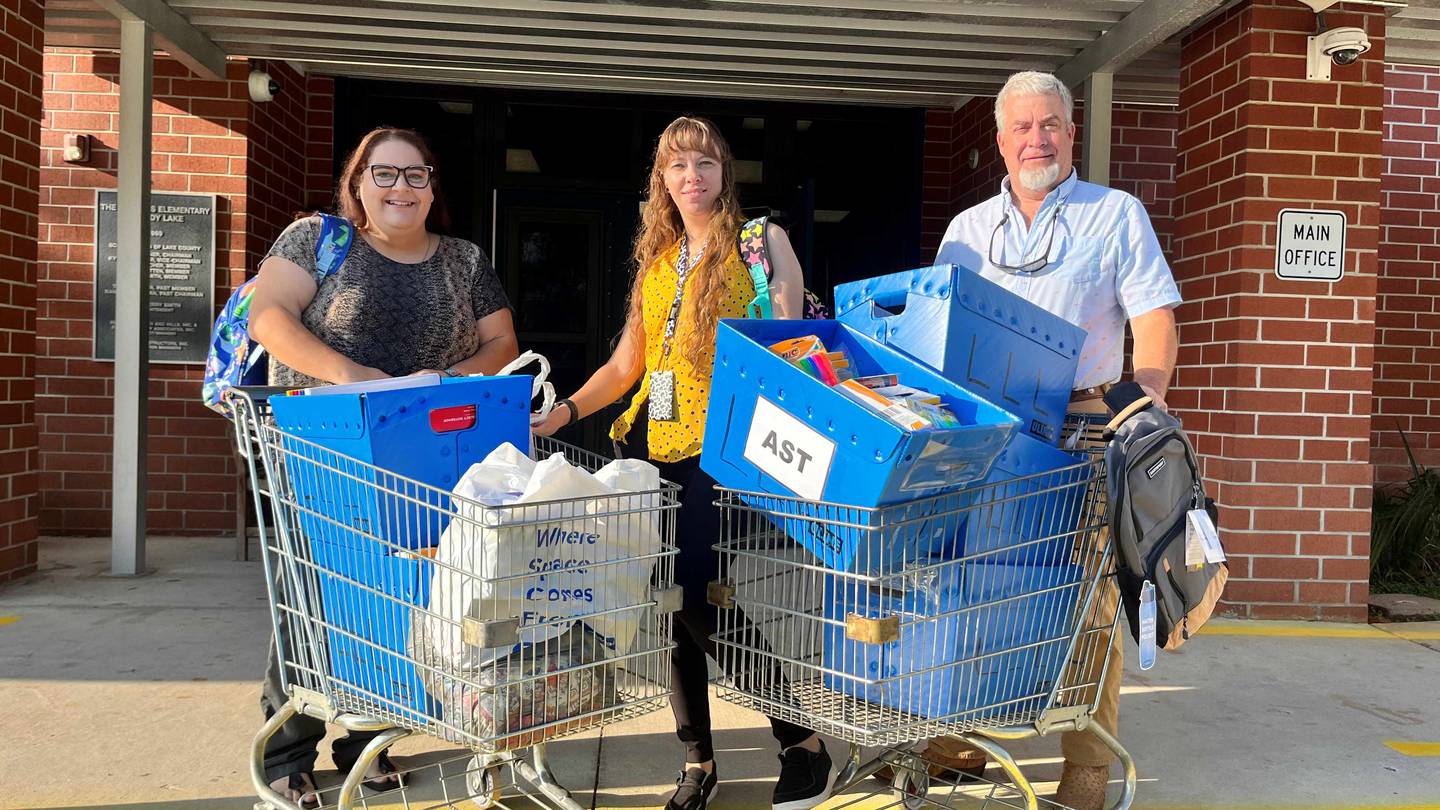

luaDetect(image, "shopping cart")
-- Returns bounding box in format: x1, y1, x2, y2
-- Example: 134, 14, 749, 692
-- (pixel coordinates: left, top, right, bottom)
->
229, 388, 682, 810
706, 418, 1135, 810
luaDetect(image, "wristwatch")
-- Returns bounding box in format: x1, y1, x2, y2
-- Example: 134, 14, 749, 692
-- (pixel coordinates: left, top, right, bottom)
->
443, 366, 461, 378
558, 398, 580, 426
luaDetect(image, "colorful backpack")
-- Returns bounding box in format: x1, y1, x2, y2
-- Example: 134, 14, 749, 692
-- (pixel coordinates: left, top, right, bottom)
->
737, 216, 830, 321
201, 213, 355, 416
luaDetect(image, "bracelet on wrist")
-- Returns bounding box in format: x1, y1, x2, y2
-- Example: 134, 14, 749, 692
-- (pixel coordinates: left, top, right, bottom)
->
559, 398, 580, 426
443, 366, 460, 378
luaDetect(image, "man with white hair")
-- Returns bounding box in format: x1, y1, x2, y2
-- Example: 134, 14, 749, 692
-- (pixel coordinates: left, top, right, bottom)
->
930, 70, 1181, 809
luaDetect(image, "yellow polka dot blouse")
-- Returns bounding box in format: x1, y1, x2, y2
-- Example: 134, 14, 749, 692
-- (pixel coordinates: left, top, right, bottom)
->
610, 239, 753, 462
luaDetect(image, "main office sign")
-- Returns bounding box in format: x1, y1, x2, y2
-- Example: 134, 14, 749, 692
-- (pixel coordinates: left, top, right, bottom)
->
93, 191, 216, 363
1275, 208, 1346, 283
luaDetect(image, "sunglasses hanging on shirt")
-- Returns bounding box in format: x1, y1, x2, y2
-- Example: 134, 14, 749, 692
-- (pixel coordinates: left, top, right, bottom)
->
988, 199, 1067, 275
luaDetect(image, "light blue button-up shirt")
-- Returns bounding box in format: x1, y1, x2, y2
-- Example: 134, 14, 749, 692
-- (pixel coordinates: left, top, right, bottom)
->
935, 171, 1181, 389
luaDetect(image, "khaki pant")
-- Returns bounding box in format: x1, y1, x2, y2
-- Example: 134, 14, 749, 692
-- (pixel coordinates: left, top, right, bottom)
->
928, 402, 1122, 769
1059, 398, 1121, 767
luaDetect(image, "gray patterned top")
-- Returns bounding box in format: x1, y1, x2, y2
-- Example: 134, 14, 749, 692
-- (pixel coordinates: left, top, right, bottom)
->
264, 215, 512, 389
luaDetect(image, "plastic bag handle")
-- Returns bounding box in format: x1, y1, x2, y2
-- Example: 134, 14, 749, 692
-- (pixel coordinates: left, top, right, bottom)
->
496, 350, 556, 426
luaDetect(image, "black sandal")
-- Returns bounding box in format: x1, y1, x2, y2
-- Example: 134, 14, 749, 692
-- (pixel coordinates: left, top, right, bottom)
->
270, 771, 321, 810
336, 749, 407, 792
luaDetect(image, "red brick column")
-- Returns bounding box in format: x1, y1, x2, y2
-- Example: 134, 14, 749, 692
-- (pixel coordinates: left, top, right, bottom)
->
1373, 64, 1440, 484
1172, 0, 1385, 620
37, 51, 337, 537
0, 0, 43, 582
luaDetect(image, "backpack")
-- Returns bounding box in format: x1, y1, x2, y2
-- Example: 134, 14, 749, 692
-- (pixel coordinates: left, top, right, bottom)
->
738, 216, 830, 321
1102, 382, 1228, 660
201, 213, 355, 416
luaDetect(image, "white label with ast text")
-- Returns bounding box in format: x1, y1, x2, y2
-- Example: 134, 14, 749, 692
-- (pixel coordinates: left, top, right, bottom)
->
742, 396, 835, 501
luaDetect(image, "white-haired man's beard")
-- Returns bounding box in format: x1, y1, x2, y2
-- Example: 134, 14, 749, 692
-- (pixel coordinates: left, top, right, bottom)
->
1018, 161, 1061, 192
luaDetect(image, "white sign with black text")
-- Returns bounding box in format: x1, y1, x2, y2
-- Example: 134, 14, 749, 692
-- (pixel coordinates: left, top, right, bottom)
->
1275, 208, 1346, 282
742, 396, 836, 501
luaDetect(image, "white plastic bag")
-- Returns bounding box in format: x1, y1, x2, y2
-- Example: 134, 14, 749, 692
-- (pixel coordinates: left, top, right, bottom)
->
419, 443, 663, 675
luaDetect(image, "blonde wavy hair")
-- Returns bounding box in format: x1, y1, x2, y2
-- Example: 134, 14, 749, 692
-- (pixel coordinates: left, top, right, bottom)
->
626, 116, 745, 362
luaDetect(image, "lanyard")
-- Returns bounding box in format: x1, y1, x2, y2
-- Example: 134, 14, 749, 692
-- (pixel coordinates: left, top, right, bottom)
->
658, 235, 702, 367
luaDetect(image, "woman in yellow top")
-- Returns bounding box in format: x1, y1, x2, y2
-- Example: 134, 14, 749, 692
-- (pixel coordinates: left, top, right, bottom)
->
536, 117, 831, 810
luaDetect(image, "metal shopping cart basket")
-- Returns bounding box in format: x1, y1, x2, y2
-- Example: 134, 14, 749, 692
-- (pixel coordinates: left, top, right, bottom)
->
706, 418, 1135, 810
230, 388, 681, 810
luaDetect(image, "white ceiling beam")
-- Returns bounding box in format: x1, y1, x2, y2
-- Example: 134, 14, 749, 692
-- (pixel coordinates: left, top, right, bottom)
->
94, 0, 228, 79
260, 53, 968, 106
210, 32, 1019, 86
180, 3, 1078, 58
1054, 0, 1227, 87
716, 0, 1132, 25
173, 0, 1097, 43
194, 18, 1051, 74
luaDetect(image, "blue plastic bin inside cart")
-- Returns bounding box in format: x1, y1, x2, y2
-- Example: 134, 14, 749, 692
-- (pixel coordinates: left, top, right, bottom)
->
270, 375, 533, 552
822, 559, 1081, 720
835, 266, 1086, 446
959, 434, 1089, 566
310, 539, 436, 720
701, 319, 1020, 513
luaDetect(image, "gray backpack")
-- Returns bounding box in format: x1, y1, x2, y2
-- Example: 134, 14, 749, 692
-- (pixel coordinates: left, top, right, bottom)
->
1102, 383, 1228, 653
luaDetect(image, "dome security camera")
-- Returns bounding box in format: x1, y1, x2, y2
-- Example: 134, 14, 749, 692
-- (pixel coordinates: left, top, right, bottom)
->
248, 69, 280, 103
1306, 27, 1371, 81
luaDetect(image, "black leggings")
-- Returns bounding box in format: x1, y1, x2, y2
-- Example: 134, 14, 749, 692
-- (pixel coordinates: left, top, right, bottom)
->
649, 454, 814, 763
648, 455, 817, 760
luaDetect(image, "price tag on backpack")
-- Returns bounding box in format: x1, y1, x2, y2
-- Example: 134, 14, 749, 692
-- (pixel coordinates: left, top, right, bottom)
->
1138, 580, 1157, 671
1186, 509, 1225, 565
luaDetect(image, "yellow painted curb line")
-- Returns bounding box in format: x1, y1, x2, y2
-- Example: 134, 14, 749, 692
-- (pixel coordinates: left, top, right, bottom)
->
1200, 620, 1440, 640
1386, 741, 1440, 757
0, 615, 19, 627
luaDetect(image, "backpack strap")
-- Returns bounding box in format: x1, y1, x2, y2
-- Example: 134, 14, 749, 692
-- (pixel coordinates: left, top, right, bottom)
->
314, 213, 355, 281
738, 216, 773, 320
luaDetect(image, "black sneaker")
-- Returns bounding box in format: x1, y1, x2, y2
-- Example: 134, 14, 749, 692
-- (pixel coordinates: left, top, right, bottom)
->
772, 740, 834, 810
666, 766, 718, 810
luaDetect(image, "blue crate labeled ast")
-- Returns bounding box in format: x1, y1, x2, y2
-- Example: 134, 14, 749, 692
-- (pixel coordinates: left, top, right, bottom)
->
701, 319, 1020, 512
835, 265, 1086, 446
822, 560, 1082, 720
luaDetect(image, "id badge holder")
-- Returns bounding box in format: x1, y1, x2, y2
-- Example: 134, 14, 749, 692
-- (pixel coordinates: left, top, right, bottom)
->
649, 369, 678, 422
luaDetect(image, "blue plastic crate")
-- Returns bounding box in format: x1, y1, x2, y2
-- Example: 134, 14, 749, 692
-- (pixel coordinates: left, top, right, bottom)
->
822, 560, 1081, 720
270, 375, 534, 551
960, 434, 1089, 566
310, 539, 436, 720
835, 266, 1086, 445
701, 319, 1019, 513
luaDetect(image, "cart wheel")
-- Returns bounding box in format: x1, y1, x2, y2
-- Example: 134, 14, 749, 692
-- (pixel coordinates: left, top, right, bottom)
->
467, 764, 501, 809
893, 769, 930, 810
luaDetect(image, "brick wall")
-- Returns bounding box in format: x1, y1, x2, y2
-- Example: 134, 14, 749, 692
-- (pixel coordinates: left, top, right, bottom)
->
1372, 63, 1440, 485
1110, 106, 1180, 256
37, 50, 334, 536
0, 0, 43, 581
246, 63, 335, 270
1172, 0, 1385, 621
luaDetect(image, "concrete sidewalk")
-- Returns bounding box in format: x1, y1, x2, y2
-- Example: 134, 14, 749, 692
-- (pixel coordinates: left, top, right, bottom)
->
2, 536, 1439, 810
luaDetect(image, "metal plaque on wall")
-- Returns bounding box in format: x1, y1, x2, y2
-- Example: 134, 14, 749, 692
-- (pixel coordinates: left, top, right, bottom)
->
93, 190, 217, 364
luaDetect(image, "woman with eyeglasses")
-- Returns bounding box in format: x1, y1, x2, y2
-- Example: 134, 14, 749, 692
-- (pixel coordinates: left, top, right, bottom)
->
248, 127, 518, 807
250, 126, 518, 392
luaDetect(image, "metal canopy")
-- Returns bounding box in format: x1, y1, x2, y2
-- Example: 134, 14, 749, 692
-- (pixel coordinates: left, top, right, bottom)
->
44, 0, 1211, 106
1391, 0, 1440, 67
44, 0, 1440, 106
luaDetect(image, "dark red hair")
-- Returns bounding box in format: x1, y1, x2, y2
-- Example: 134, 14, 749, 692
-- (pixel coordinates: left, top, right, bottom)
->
336, 127, 451, 233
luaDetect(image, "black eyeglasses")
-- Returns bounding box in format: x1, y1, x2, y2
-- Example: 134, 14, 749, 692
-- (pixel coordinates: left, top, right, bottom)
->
368, 164, 434, 189
988, 201, 1066, 275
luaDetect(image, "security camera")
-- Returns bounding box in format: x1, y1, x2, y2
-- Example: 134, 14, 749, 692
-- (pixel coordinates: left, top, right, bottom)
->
248, 69, 280, 103
1306, 27, 1371, 81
